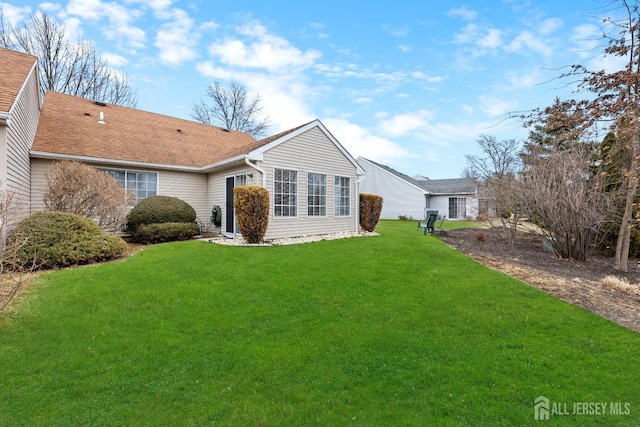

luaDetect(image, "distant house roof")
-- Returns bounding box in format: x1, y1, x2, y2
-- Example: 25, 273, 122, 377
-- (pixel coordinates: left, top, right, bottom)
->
0, 47, 38, 114
359, 157, 476, 195
31, 91, 262, 169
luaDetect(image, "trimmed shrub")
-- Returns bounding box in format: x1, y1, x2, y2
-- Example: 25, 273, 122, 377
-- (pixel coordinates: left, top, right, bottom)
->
359, 193, 383, 232
132, 222, 200, 244
9, 211, 127, 269
126, 196, 196, 234
234, 186, 269, 244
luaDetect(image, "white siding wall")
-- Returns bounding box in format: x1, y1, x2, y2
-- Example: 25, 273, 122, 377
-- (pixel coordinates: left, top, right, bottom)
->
31, 158, 209, 224
430, 194, 478, 220
4, 67, 40, 220
358, 159, 426, 220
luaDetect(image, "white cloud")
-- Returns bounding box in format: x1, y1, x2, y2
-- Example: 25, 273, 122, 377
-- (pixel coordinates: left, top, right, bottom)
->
379, 110, 432, 138
539, 17, 562, 35
384, 24, 409, 38
399, 44, 412, 53
0, 2, 31, 25
64, 0, 146, 50
447, 6, 478, 21
102, 52, 128, 67
478, 28, 503, 49
206, 20, 321, 73
505, 31, 553, 56
323, 118, 411, 164
154, 8, 198, 65
478, 94, 516, 117
195, 62, 315, 131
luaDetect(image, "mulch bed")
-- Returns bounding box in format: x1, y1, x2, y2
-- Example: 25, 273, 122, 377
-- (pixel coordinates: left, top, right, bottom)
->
439, 227, 640, 333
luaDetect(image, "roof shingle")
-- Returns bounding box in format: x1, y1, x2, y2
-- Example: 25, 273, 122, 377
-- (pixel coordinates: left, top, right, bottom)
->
0, 48, 38, 113
31, 92, 263, 168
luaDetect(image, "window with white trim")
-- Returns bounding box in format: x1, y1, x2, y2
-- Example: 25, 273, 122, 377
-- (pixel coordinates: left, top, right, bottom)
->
334, 176, 350, 216
102, 169, 158, 203
448, 197, 467, 219
307, 173, 326, 217
274, 168, 297, 217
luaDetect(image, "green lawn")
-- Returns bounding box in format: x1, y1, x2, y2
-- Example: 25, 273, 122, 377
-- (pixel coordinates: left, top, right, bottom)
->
1, 220, 638, 426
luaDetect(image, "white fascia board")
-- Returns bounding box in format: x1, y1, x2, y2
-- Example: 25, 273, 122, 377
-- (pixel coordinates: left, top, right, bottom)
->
30, 151, 202, 172
199, 154, 249, 173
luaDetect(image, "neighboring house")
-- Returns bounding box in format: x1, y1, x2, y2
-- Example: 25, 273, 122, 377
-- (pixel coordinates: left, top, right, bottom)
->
356, 157, 478, 220
1, 47, 364, 240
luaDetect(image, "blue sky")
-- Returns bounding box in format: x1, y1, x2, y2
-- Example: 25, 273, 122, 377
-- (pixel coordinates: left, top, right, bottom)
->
1, 0, 614, 178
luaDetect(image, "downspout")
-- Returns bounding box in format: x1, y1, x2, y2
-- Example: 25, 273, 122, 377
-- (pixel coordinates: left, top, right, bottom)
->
245, 156, 266, 188
356, 174, 366, 232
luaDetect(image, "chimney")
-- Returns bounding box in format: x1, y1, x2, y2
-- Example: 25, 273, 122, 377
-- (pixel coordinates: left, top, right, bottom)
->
98, 111, 105, 124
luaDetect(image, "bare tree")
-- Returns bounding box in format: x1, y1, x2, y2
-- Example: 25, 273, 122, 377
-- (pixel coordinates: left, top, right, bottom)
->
192, 80, 270, 138
0, 184, 37, 311
465, 135, 522, 242
519, 145, 613, 261
0, 9, 137, 107
43, 160, 135, 232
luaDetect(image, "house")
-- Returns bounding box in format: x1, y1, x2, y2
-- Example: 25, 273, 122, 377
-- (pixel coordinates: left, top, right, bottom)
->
356, 157, 477, 220
1, 47, 364, 240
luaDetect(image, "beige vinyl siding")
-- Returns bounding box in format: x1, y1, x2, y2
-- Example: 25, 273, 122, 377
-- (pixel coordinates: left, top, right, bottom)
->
206, 163, 261, 232
5, 67, 40, 219
31, 158, 209, 226
157, 170, 208, 225
30, 158, 51, 213
260, 126, 358, 239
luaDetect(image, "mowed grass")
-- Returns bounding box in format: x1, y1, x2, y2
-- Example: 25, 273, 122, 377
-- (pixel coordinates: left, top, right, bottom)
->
0, 220, 638, 426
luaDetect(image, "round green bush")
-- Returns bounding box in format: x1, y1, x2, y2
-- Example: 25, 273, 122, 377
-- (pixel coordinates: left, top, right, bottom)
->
126, 196, 196, 233
9, 211, 127, 269
132, 222, 200, 244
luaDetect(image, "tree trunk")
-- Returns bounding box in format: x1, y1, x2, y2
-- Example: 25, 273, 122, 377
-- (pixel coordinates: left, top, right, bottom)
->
614, 129, 639, 271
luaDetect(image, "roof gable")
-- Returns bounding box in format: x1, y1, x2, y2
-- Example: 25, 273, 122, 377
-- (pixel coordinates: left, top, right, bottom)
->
0, 48, 38, 114
358, 157, 476, 194
249, 119, 364, 174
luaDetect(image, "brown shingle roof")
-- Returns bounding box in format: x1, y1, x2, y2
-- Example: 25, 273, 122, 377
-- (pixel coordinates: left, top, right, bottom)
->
31, 91, 263, 168
0, 48, 38, 113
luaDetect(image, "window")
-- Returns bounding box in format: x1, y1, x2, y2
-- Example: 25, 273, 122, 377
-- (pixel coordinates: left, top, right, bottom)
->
103, 169, 158, 203
448, 197, 467, 219
334, 176, 351, 216
274, 168, 297, 217
307, 173, 326, 217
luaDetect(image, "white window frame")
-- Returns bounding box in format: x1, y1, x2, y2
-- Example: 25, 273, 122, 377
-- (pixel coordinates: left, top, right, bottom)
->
273, 168, 298, 218
448, 197, 467, 219
307, 172, 327, 217
101, 168, 158, 204
334, 176, 351, 217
